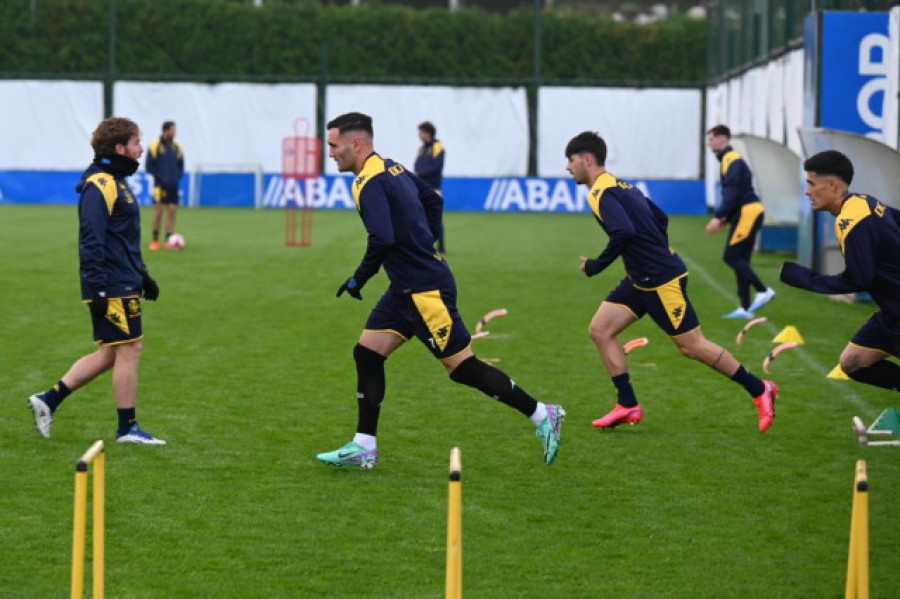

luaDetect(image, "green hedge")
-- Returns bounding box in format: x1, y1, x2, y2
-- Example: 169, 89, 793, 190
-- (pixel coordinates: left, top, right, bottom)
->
0, 0, 706, 83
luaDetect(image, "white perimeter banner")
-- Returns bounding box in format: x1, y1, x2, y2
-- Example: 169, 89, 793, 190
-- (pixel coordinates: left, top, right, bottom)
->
0, 80, 103, 170
115, 81, 317, 173
538, 87, 702, 179
325, 84, 529, 177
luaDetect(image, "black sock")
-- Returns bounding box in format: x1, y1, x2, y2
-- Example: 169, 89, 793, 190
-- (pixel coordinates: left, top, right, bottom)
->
449, 356, 538, 417
611, 373, 638, 407
354, 344, 386, 436
848, 361, 900, 391
42, 380, 72, 413
153, 230, 159, 241
731, 365, 765, 397
117, 407, 136, 435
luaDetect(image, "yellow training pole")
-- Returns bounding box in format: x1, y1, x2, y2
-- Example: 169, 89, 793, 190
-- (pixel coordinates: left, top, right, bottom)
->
71, 441, 105, 599
446, 447, 462, 599
845, 460, 869, 599
71, 469, 88, 599
93, 450, 105, 599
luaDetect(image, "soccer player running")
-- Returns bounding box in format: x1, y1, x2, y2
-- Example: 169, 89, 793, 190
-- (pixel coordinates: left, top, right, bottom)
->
706, 125, 775, 318
780, 150, 900, 391
565, 131, 778, 431
28, 117, 165, 444
317, 112, 564, 468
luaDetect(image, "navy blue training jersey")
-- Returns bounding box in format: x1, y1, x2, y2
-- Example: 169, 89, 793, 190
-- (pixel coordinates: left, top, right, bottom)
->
585, 172, 687, 288
351, 153, 449, 294
76, 162, 147, 299
714, 145, 760, 222
783, 194, 900, 330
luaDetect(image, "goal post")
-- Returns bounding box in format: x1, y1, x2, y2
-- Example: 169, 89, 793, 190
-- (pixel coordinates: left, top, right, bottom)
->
283, 118, 321, 247
189, 163, 265, 209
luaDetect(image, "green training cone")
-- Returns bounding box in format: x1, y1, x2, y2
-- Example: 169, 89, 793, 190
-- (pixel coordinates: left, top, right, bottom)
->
869, 407, 900, 435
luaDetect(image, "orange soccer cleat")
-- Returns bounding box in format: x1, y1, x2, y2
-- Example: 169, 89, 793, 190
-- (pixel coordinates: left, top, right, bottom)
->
753, 380, 779, 433
149, 240, 160, 250
592, 403, 643, 428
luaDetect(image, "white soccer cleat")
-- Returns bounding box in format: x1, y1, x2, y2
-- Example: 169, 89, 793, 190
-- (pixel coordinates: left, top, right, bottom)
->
28, 393, 53, 438
748, 288, 776, 313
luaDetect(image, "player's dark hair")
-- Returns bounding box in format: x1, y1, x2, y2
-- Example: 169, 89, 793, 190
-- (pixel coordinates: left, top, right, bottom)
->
804, 150, 854, 185
162, 120, 175, 132
91, 117, 140, 155
327, 112, 374, 137
708, 124, 731, 138
565, 131, 606, 166
418, 121, 436, 138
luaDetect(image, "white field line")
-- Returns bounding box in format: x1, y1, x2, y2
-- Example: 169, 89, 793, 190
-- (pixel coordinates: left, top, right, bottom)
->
680, 253, 874, 415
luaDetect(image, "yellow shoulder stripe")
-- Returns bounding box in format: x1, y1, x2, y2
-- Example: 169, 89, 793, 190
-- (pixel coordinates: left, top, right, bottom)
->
432, 142, 444, 157
352, 155, 387, 209
721, 150, 741, 177
587, 172, 618, 221
85, 172, 119, 215
835, 195, 872, 253
149, 139, 161, 158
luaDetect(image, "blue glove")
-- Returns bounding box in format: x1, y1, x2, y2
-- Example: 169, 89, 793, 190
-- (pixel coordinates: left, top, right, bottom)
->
336, 277, 362, 300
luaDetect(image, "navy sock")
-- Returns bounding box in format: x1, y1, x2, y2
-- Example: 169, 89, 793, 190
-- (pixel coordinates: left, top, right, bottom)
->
731, 365, 765, 397
848, 360, 900, 392
450, 356, 538, 417
612, 373, 638, 407
117, 408, 136, 435
354, 344, 386, 436
42, 380, 72, 413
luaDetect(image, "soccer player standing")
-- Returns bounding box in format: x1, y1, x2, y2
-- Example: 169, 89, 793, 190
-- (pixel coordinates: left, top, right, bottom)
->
414, 121, 446, 253
146, 120, 185, 250
28, 117, 165, 444
565, 131, 778, 431
317, 112, 564, 468
706, 125, 775, 318
780, 150, 900, 391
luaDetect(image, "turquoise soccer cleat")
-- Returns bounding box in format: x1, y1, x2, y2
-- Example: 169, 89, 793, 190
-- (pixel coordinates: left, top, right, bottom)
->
536, 404, 565, 465
317, 441, 379, 469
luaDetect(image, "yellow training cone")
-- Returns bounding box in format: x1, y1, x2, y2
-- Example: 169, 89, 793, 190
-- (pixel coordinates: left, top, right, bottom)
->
828, 364, 850, 380
773, 325, 805, 345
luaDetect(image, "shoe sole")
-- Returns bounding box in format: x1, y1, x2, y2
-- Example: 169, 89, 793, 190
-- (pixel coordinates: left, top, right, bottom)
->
317, 458, 377, 470
116, 436, 166, 445
593, 410, 643, 429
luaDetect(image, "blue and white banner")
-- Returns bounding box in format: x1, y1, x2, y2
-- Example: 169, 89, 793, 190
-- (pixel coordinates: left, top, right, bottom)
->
821, 12, 890, 139
1, 170, 705, 216
265, 175, 705, 215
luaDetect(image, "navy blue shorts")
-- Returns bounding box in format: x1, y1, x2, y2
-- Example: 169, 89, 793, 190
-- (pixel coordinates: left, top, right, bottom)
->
90, 295, 143, 346
154, 184, 179, 205
365, 287, 471, 359
851, 311, 900, 357
605, 275, 700, 337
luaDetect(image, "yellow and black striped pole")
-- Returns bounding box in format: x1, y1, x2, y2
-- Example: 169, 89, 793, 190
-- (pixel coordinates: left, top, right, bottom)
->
72, 440, 105, 599
845, 459, 868, 599
446, 447, 462, 599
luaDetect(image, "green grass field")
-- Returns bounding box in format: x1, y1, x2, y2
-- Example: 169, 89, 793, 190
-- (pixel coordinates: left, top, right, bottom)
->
1, 205, 898, 598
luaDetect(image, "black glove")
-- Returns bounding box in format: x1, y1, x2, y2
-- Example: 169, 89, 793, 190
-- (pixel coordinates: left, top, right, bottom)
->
89, 290, 108, 318
583, 258, 603, 277
336, 277, 363, 300
779, 262, 804, 286
141, 268, 160, 301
